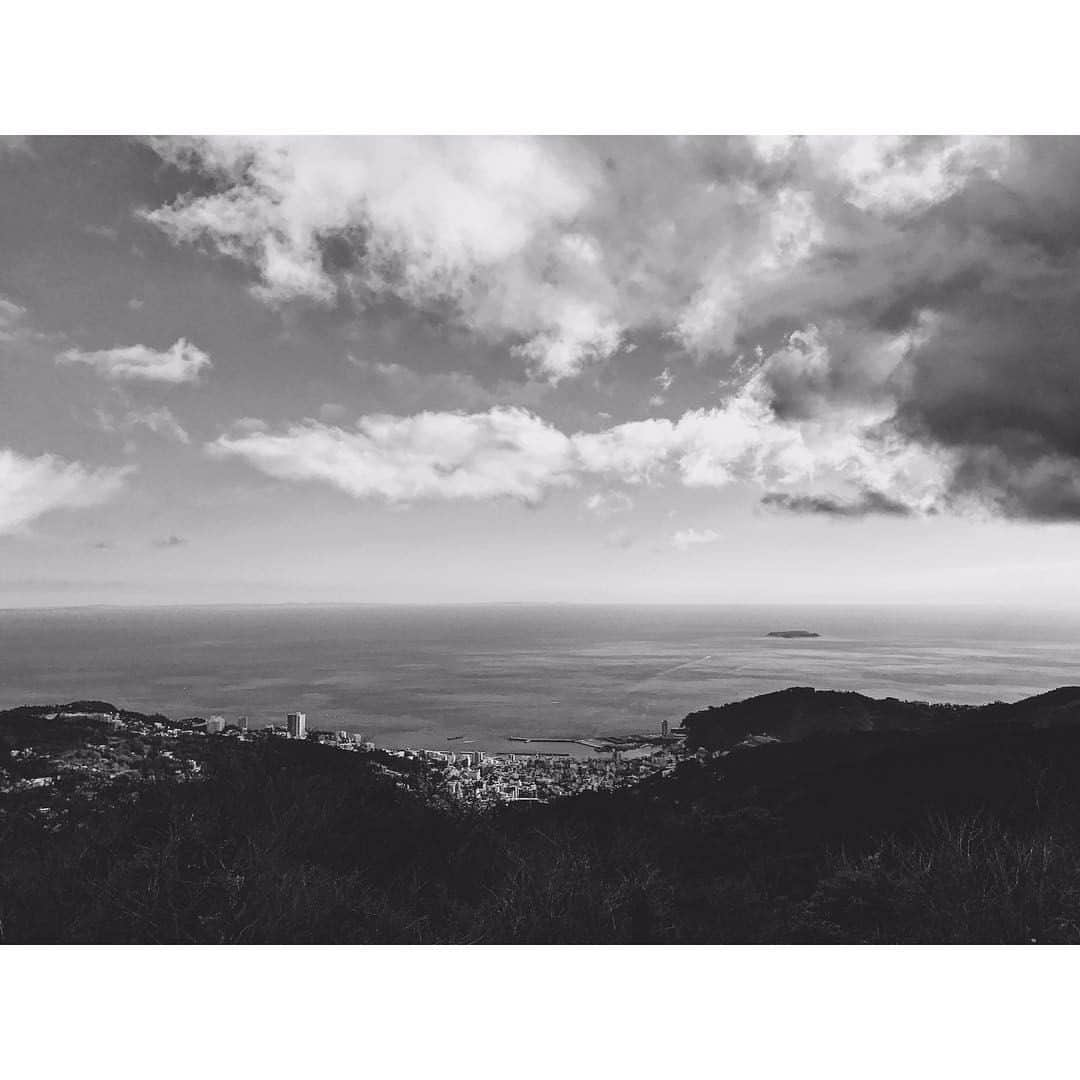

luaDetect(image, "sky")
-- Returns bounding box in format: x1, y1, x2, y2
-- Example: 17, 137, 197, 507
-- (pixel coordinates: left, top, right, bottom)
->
5, 134, 1080, 607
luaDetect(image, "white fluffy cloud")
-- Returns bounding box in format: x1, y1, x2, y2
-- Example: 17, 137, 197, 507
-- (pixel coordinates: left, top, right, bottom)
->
57, 339, 212, 383
145, 137, 991, 384
207, 322, 954, 512
0, 294, 28, 340
128, 406, 191, 444
825, 136, 1009, 213
753, 135, 1009, 213
672, 185, 824, 358
0, 449, 132, 534
138, 136, 1035, 401
145, 137, 605, 380
209, 407, 577, 504
671, 528, 722, 550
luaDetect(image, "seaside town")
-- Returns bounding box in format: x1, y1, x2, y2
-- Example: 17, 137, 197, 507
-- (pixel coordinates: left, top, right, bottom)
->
0, 702, 691, 807
242, 710, 689, 804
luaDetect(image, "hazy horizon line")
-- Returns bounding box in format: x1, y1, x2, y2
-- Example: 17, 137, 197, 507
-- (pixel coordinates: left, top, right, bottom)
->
2, 599, 1078, 613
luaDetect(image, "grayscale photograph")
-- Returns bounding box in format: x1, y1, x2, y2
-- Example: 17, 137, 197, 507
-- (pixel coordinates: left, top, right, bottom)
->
7, 134, 1080, 949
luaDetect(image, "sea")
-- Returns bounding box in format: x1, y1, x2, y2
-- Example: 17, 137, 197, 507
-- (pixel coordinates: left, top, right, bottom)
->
2, 604, 1080, 753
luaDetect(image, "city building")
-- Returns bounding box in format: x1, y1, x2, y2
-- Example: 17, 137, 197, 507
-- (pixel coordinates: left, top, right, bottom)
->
206, 715, 226, 734
661, 719, 669, 737
237, 716, 248, 732
287, 711, 307, 739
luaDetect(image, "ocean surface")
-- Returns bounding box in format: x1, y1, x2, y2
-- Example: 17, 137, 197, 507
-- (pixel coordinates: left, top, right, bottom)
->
2, 604, 1080, 753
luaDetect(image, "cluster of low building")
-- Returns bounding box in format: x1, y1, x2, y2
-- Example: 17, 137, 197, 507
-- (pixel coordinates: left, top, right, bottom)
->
196, 708, 689, 803
4, 702, 691, 815
167, 707, 691, 805
400, 745, 685, 803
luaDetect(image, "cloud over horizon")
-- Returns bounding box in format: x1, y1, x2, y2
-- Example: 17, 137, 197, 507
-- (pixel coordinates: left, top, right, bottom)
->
205, 323, 956, 513
209, 408, 577, 504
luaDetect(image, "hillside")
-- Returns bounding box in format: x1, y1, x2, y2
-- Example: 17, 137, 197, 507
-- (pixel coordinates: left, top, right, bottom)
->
8, 690, 1080, 942
678, 685, 1080, 751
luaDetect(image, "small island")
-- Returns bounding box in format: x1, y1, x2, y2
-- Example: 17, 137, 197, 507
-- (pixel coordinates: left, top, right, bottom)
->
766, 630, 821, 638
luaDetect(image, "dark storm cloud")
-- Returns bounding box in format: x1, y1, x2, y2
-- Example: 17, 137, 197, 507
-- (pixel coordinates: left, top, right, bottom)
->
885, 143, 1080, 519
946, 447, 1080, 522
721, 138, 1080, 521
761, 490, 914, 518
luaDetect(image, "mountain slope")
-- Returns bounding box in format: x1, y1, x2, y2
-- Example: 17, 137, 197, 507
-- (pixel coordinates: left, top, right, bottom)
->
678, 686, 1080, 751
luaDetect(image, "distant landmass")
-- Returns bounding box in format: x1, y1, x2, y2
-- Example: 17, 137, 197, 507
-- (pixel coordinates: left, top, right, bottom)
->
766, 629, 821, 638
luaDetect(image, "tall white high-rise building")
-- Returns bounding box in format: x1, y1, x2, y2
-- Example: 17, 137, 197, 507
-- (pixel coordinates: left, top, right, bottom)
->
287, 711, 307, 739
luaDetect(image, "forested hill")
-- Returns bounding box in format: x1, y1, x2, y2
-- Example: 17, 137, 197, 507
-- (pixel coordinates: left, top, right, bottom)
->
679, 685, 1080, 751
10, 689, 1080, 942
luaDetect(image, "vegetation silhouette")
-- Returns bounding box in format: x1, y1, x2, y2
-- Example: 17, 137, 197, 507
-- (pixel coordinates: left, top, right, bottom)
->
6, 694, 1080, 942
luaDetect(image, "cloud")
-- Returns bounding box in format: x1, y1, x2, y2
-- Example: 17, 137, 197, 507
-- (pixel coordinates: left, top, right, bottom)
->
671, 185, 824, 358
144, 136, 937, 383
209, 407, 577, 504
671, 527, 722, 550
571, 322, 953, 514
129, 406, 191, 444
754, 135, 1009, 213
138, 135, 1012, 384
0, 294, 56, 348
206, 326, 956, 511
573, 417, 685, 483
649, 366, 674, 407
144, 136, 605, 380
0, 449, 132, 534
57, 338, 211, 383
98, 405, 191, 444
761, 490, 914, 518
146, 136, 1080, 519
0, 295, 27, 338
510, 303, 622, 381
731, 138, 1080, 520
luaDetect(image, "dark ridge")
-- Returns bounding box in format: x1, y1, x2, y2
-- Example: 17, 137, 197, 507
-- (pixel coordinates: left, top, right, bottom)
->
9, 688, 1080, 942
59, 701, 119, 714
678, 685, 1080, 751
